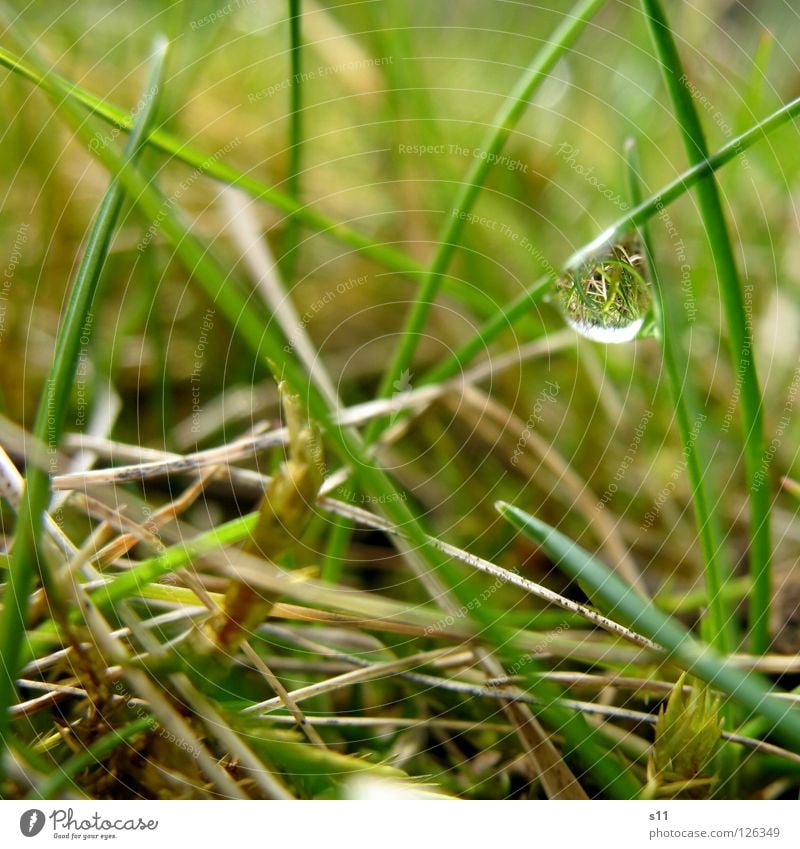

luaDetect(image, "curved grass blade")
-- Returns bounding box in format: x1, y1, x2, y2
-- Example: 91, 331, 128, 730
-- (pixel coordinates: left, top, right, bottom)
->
496, 501, 800, 750
624, 138, 732, 653
0, 36, 169, 779
367, 0, 608, 438
641, 0, 770, 653
625, 137, 739, 795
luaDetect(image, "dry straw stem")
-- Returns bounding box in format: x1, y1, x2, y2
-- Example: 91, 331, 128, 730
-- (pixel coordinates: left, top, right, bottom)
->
221, 188, 340, 409
47, 331, 574, 491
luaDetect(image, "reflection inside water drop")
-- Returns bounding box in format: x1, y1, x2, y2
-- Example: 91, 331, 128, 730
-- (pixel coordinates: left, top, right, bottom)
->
555, 234, 652, 344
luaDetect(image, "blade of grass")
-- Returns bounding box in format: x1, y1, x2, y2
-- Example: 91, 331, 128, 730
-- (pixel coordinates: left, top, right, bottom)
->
496, 502, 800, 749
624, 138, 732, 652
641, 0, 771, 653
0, 37, 168, 781
366, 0, 608, 438
282, 0, 303, 278
625, 136, 740, 796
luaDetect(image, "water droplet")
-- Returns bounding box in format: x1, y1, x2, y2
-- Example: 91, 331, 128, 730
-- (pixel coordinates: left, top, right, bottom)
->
554, 235, 652, 343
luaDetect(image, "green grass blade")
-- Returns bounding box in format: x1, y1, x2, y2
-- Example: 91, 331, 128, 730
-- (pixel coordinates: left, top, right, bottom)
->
282, 0, 303, 277
368, 0, 607, 437
624, 139, 732, 652
641, 0, 771, 653
625, 138, 739, 796
496, 502, 800, 749
0, 36, 168, 777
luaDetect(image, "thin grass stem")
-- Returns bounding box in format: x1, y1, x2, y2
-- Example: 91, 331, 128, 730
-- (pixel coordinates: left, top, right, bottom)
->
641, 0, 771, 653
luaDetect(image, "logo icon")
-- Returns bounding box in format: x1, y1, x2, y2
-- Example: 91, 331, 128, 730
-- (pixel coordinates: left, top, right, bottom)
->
19, 810, 45, 837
